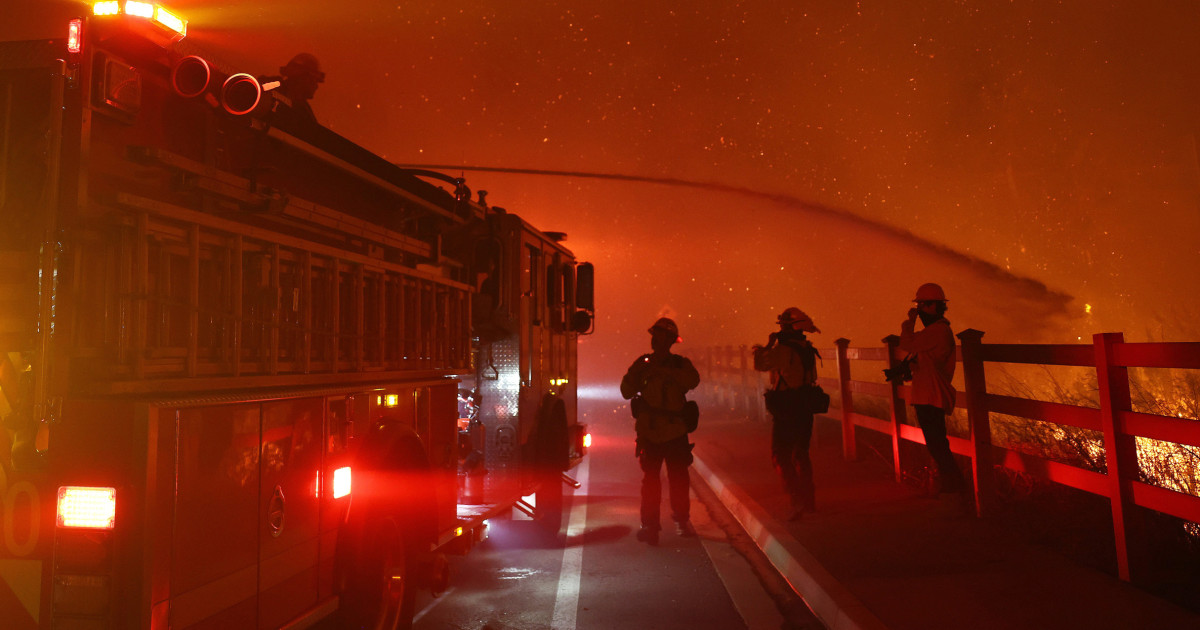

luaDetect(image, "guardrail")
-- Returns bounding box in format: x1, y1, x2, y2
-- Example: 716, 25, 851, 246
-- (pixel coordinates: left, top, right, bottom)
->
692, 331, 1200, 582
692, 345, 771, 422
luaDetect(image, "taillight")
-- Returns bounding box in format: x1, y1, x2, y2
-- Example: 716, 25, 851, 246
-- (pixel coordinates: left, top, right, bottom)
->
569, 424, 590, 460
67, 19, 83, 53
332, 467, 351, 499
57, 487, 116, 529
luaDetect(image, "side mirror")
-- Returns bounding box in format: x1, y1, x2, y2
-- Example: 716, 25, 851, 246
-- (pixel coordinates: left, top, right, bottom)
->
571, 310, 593, 334
575, 262, 594, 312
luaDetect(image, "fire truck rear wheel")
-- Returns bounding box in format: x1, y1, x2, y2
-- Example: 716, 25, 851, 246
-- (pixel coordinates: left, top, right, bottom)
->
535, 396, 568, 535
341, 517, 415, 630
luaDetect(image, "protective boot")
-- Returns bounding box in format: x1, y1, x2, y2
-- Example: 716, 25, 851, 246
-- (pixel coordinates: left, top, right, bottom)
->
636, 527, 659, 546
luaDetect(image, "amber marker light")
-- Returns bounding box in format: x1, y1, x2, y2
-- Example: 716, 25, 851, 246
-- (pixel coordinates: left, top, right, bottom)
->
154, 6, 186, 36
583, 433, 592, 449
124, 1, 154, 17
57, 486, 117, 529
384, 394, 399, 407
92, 1, 187, 39
332, 467, 352, 499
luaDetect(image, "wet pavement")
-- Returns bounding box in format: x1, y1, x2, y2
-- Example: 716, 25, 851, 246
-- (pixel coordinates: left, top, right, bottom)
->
691, 413, 1200, 630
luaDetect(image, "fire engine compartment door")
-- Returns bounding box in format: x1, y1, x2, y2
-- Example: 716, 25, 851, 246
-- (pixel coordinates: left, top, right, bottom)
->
171, 404, 261, 629
258, 398, 322, 630
169, 399, 323, 629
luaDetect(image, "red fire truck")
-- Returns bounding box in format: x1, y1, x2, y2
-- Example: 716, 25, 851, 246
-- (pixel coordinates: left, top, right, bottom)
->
0, 4, 593, 629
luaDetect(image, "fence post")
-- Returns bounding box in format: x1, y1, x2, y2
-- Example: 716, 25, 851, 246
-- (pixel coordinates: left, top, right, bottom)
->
957, 328, 994, 518
835, 338, 856, 461
722, 345, 734, 409
710, 346, 721, 408
1094, 332, 1140, 582
745, 345, 763, 421
883, 334, 906, 482
738, 345, 751, 418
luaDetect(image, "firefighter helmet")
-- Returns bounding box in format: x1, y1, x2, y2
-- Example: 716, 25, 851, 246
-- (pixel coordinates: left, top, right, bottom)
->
913, 283, 948, 302
777, 307, 820, 333
648, 317, 680, 341
649, 317, 679, 336
281, 53, 325, 83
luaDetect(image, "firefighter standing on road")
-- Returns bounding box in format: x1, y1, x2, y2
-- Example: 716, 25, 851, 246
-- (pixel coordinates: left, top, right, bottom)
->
898, 283, 966, 498
754, 307, 821, 521
621, 317, 700, 545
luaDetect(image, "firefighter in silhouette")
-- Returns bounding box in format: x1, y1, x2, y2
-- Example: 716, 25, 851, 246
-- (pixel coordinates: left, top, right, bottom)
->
898, 283, 965, 499
754, 307, 821, 520
273, 53, 324, 126
621, 317, 700, 545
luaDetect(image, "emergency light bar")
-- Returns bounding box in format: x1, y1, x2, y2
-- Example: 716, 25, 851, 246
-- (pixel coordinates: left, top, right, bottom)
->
92, 0, 187, 39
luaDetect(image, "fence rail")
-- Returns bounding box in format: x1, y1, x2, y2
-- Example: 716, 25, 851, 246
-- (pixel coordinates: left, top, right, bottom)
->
693, 331, 1200, 583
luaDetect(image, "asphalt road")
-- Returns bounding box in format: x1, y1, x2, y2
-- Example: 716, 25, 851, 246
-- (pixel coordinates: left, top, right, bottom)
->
409, 400, 820, 630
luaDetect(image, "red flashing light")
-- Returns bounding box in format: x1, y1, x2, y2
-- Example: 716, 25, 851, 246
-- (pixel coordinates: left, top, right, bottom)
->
68, 19, 83, 53
57, 486, 116, 529
332, 467, 351, 499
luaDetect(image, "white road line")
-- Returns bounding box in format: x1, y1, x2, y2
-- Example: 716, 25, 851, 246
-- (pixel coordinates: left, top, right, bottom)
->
550, 457, 590, 630
411, 586, 454, 623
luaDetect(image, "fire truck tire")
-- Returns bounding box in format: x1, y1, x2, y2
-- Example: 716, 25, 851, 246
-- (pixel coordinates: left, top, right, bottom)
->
534, 395, 568, 534
339, 516, 416, 630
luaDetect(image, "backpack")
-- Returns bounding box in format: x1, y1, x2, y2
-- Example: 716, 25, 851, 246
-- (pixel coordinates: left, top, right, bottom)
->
629, 354, 700, 432
764, 340, 828, 416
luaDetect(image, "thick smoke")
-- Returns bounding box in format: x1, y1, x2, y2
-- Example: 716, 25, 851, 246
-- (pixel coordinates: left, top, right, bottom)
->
409, 171, 1085, 388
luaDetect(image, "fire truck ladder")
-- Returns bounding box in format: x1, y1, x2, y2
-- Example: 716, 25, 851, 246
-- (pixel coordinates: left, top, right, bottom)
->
73, 146, 475, 393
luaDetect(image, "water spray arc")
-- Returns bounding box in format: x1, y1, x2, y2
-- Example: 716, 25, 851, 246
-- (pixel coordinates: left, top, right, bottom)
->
395, 163, 1074, 315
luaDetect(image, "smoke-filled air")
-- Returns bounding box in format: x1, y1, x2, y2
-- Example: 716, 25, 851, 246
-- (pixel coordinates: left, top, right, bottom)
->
9, 0, 1198, 384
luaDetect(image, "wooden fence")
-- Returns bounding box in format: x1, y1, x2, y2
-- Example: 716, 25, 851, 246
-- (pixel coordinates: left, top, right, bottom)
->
692, 331, 1200, 583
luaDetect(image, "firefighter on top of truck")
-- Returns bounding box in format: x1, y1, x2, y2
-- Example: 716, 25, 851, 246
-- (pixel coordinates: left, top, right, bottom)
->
273, 52, 324, 125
